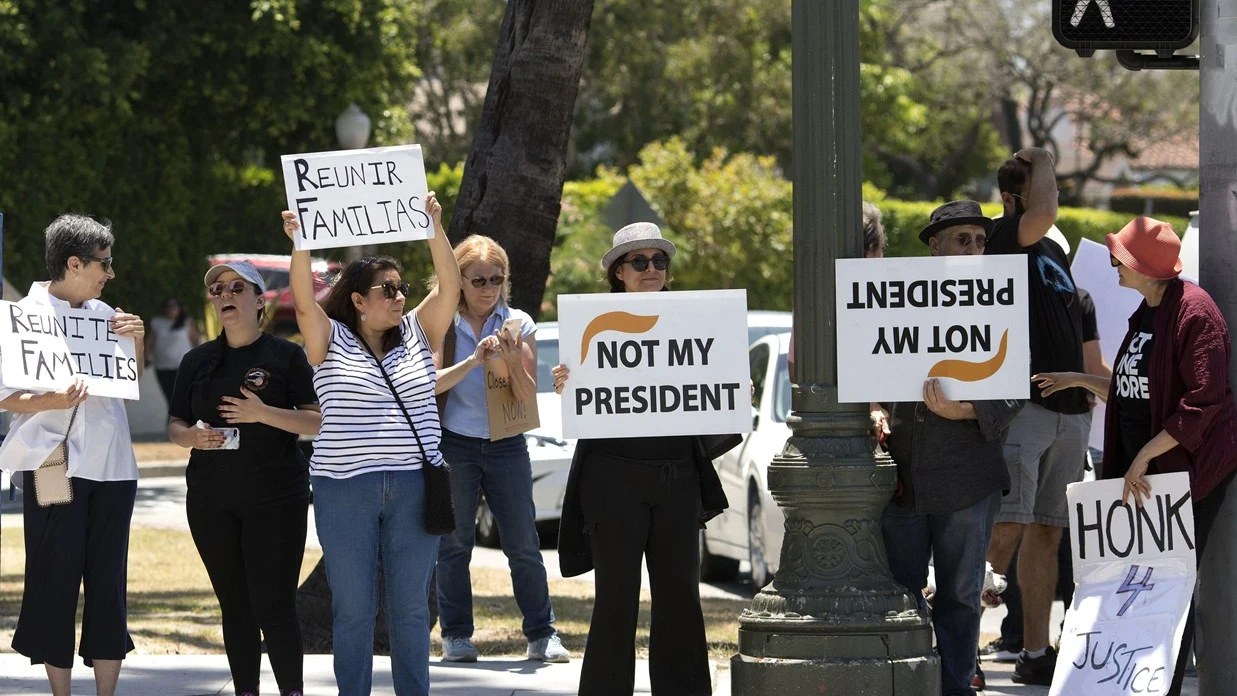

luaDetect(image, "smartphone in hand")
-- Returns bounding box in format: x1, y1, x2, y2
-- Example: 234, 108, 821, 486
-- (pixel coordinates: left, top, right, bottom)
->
501, 317, 523, 339
214, 427, 241, 450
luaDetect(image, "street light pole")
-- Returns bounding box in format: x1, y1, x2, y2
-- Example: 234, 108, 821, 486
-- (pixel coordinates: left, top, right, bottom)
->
729, 1, 938, 693
335, 103, 372, 262
1196, 1, 1237, 693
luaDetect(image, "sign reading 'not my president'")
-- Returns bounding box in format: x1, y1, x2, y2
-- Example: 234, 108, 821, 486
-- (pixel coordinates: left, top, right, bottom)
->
556, 290, 751, 439
834, 255, 1030, 403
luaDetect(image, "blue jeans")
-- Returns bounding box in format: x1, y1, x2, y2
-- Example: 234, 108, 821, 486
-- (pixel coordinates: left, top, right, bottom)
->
313, 470, 440, 696
436, 430, 555, 641
882, 492, 1001, 696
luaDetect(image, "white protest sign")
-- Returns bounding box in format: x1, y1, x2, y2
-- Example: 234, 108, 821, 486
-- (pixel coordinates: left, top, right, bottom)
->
281, 144, 432, 252
0, 301, 140, 400
1051, 473, 1196, 695
557, 290, 751, 439
835, 256, 1029, 403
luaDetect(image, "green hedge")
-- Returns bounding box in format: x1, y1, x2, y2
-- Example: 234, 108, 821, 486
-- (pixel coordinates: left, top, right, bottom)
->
1109, 187, 1199, 219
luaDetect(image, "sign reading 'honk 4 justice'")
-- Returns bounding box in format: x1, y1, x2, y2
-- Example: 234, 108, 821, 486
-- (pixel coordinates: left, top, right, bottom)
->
835, 256, 1029, 403
556, 290, 751, 439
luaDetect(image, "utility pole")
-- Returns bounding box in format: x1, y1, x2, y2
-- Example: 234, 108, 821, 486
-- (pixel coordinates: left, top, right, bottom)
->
728, 1, 938, 693
1196, 2, 1237, 693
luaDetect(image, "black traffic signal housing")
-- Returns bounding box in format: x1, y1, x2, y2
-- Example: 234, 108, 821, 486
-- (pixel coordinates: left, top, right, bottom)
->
1052, 0, 1198, 58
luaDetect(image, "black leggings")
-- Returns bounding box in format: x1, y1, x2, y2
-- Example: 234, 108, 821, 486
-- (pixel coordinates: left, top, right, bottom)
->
187, 497, 308, 695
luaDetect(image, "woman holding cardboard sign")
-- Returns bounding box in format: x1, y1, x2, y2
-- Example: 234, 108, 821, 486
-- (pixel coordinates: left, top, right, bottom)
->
427, 234, 569, 664
281, 192, 459, 696
1032, 216, 1237, 696
0, 214, 144, 696
551, 222, 737, 696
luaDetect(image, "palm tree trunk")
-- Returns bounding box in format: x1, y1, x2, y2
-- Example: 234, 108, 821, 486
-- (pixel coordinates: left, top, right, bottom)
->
448, 0, 596, 319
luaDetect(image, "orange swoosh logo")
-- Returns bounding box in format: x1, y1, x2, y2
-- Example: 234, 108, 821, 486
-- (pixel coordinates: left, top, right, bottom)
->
580, 311, 660, 362
927, 329, 1009, 382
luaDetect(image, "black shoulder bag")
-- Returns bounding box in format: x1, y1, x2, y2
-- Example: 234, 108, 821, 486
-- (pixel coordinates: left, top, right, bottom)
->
360, 337, 456, 536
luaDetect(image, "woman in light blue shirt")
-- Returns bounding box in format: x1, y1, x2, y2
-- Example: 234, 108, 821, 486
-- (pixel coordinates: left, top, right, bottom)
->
431, 234, 569, 664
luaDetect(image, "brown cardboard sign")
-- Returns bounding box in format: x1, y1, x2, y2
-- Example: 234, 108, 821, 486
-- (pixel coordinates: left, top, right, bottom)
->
484, 363, 539, 440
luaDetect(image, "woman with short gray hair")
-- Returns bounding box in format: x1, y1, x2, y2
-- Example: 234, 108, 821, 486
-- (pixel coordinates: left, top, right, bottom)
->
0, 214, 145, 696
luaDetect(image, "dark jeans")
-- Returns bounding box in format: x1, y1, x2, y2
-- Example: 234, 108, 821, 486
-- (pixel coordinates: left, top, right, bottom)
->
997, 533, 1076, 646
13, 474, 137, 668
578, 454, 711, 696
436, 430, 555, 641
882, 492, 1001, 696
155, 368, 177, 405
187, 496, 308, 695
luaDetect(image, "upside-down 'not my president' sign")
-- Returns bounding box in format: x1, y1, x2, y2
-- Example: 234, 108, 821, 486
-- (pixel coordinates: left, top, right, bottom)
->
556, 290, 751, 440
0, 301, 140, 400
834, 255, 1029, 403
1050, 473, 1196, 695
281, 144, 433, 252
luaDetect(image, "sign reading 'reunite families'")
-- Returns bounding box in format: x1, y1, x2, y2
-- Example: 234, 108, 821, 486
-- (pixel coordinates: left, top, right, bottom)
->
556, 290, 751, 439
281, 144, 433, 252
0, 301, 140, 400
1051, 473, 1196, 695
834, 255, 1030, 403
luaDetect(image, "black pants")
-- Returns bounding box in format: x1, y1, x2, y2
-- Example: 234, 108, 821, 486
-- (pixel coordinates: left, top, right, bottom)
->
13, 474, 137, 668
187, 497, 308, 695
155, 368, 177, 405
577, 454, 712, 696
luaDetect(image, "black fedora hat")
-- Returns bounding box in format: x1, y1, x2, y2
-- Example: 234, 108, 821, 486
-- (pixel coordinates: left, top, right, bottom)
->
918, 200, 993, 244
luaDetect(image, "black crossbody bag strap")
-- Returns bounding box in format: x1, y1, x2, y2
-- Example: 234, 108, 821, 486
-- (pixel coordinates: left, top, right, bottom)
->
359, 338, 434, 466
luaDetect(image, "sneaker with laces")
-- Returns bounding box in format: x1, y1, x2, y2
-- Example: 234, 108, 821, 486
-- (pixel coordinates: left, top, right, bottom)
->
972, 664, 986, 690
527, 634, 571, 663
1012, 646, 1058, 685
979, 636, 1023, 662
442, 636, 480, 663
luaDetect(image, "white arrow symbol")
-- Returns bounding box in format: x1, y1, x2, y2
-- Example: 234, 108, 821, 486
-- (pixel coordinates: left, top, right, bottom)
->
1071, 0, 1116, 28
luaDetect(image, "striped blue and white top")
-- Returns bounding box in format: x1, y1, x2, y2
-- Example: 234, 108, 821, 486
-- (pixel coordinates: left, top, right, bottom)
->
310, 313, 443, 479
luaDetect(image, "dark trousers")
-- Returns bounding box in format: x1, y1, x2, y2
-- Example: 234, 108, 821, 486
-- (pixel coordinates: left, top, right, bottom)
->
13, 474, 137, 668
155, 368, 177, 405
187, 496, 308, 695
577, 454, 711, 696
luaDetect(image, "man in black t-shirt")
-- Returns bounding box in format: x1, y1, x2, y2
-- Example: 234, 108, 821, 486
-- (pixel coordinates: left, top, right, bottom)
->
982, 147, 1091, 686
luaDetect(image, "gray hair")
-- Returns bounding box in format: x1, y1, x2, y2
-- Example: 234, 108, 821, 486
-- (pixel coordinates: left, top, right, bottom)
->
862, 201, 885, 255
45, 214, 114, 280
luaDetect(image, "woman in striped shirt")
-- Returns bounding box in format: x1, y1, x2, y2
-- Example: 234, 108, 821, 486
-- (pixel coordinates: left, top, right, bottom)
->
280, 192, 460, 696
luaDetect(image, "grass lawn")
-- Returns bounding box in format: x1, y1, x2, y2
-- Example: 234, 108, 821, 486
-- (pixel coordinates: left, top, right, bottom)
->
1, 527, 750, 660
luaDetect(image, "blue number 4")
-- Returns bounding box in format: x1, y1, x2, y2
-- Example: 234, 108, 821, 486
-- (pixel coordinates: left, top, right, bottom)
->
1116, 565, 1156, 617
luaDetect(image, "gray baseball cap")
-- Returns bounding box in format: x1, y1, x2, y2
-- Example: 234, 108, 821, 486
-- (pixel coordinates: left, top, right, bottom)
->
204, 260, 267, 294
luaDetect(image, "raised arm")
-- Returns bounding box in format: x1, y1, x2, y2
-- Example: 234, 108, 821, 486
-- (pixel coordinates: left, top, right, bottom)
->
282, 212, 332, 365
415, 192, 461, 353
1015, 147, 1059, 248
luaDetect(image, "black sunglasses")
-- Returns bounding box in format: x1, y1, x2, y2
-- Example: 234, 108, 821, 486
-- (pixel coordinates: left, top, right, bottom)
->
371, 280, 411, 300
951, 232, 987, 249
622, 253, 670, 272
208, 280, 250, 297
467, 275, 506, 289
82, 255, 114, 273
1110, 255, 1122, 268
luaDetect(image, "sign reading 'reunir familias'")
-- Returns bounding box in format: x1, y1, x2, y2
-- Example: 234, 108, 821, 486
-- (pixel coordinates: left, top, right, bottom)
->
557, 290, 751, 439
1050, 473, 1196, 695
834, 256, 1030, 403
0, 301, 140, 400
281, 145, 432, 252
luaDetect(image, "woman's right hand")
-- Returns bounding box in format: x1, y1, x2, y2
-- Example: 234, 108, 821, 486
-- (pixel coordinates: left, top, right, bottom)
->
189, 421, 226, 450
39, 379, 88, 410
551, 364, 570, 395
281, 211, 299, 242
474, 335, 501, 363
1031, 372, 1083, 397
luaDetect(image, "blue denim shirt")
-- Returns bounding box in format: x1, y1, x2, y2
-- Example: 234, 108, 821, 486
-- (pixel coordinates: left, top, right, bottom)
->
441, 304, 536, 439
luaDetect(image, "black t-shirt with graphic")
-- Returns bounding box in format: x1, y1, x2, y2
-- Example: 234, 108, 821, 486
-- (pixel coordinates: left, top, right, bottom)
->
986, 214, 1089, 414
1114, 308, 1156, 473
170, 333, 317, 509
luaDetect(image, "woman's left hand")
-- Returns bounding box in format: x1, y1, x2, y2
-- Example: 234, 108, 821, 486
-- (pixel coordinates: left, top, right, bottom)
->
1122, 453, 1154, 507
218, 387, 269, 424
497, 326, 522, 366
426, 191, 443, 227
111, 309, 144, 339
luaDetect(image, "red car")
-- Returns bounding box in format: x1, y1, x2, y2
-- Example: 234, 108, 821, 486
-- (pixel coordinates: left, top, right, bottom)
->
204, 253, 342, 339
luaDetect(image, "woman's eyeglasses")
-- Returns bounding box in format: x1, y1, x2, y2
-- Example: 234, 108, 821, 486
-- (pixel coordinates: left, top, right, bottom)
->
372, 281, 411, 300
622, 253, 670, 272
208, 280, 250, 297
467, 275, 506, 289
1110, 255, 1122, 268
83, 255, 114, 273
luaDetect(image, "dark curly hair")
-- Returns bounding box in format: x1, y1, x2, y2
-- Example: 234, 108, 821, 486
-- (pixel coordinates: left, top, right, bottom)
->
321, 256, 405, 353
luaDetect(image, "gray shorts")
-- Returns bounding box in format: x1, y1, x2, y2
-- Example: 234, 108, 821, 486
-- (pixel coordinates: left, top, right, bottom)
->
998, 402, 1090, 527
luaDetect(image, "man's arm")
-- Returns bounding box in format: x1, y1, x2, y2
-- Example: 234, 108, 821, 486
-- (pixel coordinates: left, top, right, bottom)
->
1016, 147, 1059, 248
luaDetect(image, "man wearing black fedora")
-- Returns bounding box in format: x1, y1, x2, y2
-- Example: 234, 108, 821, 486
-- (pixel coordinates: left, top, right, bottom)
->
874, 200, 1020, 696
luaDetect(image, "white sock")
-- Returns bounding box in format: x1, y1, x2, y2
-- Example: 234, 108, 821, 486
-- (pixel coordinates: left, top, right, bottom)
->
1024, 647, 1048, 659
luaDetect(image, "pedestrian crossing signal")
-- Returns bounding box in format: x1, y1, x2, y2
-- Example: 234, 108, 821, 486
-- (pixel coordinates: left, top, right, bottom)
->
1052, 0, 1197, 56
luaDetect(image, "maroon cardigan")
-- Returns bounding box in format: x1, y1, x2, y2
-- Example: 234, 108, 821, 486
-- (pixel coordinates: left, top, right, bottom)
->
1102, 279, 1237, 501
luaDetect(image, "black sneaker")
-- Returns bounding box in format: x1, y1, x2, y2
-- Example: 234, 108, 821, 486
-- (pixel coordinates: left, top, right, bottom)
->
979, 636, 1023, 662
972, 664, 986, 690
1012, 646, 1058, 686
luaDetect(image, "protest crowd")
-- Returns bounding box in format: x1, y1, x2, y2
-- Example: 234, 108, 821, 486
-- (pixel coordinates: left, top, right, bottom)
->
2, 145, 1233, 696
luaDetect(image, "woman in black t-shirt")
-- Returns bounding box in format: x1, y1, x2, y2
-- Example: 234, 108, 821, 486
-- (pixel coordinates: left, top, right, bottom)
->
167, 261, 321, 696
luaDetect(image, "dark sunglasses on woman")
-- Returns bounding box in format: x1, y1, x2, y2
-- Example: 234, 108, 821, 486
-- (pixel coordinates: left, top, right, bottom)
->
468, 275, 506, 289
372, 280, 411, 299
83, 255, 114, 273
208, 280, 250, 297
622, 253, 670, 272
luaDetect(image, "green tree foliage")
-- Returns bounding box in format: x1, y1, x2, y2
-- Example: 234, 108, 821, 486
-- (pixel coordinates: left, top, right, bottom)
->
0, 0, 419, 318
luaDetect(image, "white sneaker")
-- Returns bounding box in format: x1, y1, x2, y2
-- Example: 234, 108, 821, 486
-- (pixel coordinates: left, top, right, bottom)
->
442, 636, 479, 662
528, 634, 571, 663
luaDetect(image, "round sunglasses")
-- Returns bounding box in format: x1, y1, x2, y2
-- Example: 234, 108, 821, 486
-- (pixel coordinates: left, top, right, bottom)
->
208, 280, 250, 297
621, 253, 670, 272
